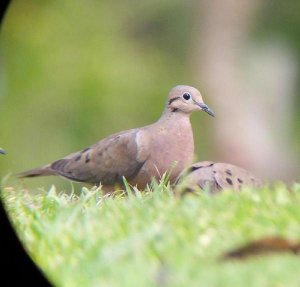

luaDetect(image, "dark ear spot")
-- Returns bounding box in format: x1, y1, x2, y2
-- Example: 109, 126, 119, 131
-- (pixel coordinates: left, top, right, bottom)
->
168, 97, 181, 105
237, 178, 243, 183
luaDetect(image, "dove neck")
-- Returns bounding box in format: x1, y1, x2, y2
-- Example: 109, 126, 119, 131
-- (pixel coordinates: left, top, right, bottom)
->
158, 108, 191, 124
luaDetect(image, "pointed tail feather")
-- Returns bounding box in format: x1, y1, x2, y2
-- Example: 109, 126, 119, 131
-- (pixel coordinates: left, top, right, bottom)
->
16, 165, 55, 178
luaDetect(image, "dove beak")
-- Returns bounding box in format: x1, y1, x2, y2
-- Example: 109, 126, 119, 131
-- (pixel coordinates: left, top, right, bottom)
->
0, 148, 5, 155
195, 102, 215, 117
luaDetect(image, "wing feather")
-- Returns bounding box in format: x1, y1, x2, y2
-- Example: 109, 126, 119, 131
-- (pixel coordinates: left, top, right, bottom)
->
50, 129, 148, 185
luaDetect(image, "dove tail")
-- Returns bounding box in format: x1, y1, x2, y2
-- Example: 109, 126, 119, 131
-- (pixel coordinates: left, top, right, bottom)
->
16, 165, 55, 178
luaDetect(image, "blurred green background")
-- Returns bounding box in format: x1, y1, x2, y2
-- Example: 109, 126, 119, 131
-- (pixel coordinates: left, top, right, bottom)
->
0, 0, 299, 191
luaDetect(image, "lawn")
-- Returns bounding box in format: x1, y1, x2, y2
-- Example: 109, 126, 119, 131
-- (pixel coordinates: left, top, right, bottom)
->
2, 180, 300, 287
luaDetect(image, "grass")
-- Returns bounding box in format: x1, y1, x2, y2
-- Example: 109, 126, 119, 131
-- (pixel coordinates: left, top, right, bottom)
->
2, 179, 300, 287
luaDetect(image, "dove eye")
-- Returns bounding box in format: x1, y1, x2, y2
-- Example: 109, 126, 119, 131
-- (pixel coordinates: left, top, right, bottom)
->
183, 92, 191, 100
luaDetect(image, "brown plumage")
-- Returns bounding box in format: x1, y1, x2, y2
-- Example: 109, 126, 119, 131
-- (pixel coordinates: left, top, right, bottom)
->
177, 161, 262, 193
17, 85, 214, 192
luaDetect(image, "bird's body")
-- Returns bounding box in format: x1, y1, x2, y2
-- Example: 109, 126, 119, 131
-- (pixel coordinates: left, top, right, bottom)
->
18, 85, 214, 191
177, 161, 262, 193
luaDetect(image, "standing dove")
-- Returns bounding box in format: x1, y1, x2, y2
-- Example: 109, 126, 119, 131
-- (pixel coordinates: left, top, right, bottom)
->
18, 85, 214, 191
176, 161, 262, 193
0, 148, 5, 155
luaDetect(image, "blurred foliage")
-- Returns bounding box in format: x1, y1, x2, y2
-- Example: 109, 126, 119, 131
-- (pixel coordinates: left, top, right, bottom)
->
0, 0, 299, 190
258, 0, 300, 116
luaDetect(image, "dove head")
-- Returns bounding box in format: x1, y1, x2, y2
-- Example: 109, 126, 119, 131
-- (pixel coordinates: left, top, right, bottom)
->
166, 85, 214, 117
